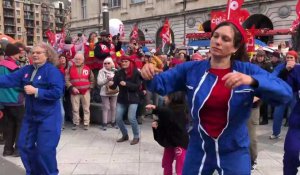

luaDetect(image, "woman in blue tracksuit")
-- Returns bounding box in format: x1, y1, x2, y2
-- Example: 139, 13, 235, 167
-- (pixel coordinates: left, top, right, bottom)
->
141, 21, 292, 175
283, 64, 300, 175
0, 43, 64, 175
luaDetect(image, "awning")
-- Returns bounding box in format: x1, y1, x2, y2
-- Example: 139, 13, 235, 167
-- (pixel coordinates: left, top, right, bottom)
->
188, 39, 267, 47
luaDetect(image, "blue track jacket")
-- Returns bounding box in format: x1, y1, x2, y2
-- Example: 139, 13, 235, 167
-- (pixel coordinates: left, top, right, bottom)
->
146, 60, 292, 175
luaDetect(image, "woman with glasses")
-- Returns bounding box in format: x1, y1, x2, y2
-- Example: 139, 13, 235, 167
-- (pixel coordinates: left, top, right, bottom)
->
97, 57, 119, 130
110, 55, 142, 145
0, 42, 64, 175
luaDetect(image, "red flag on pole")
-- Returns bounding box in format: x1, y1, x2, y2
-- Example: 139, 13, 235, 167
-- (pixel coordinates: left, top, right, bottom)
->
226, 0, 245, 20
211, 10, 227, 30
131, 24, 139, 40
160, 19, 172, 47
45, 29, 55, 46
291, 0, 300, 31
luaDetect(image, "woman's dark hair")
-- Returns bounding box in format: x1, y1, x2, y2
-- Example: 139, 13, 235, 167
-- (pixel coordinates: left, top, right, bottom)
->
88, 32, 97, 43
211, 22, 249, 62
168, 91, 186, 105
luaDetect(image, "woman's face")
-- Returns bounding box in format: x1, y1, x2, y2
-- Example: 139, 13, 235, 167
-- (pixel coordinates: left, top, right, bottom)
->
104, 61, 113, 70
286, 54, 296, 62
121, 60, 130, 69
256, 55, 265, 62
31, 46, 47, 65
210, 26, 238, 59
59, 56, 66, 65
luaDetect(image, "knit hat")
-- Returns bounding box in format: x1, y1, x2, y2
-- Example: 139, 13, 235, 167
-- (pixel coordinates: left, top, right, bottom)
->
286, 50, 298, 59
103, 57, 115, 68
5, 43, 20, 57
256, 50, 266, 57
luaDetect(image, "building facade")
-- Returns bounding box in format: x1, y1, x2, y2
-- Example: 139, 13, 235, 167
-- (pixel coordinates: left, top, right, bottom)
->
0, 0, 70, 46
70, 0, 298, 50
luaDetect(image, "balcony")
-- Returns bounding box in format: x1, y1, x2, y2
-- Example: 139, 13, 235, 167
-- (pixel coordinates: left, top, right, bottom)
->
24, 6, 34, 12
4, 23, 15, 26
3, 2, 14, 9
25, 24, 35, 28
3, 13, 14, 18
42, 17, 50, 22
27, 32, 34, 36
5, 30, 16, 34
24, 15, 34, 20
42, 8, 50, 14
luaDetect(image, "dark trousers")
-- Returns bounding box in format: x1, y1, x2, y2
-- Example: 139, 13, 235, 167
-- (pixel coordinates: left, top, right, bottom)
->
284, 128, 300, 175
260, 102, 269, 123
3, 105, 25, 151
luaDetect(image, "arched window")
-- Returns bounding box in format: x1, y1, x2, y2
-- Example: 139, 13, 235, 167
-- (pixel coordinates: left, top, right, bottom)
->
243, 14, 273, 44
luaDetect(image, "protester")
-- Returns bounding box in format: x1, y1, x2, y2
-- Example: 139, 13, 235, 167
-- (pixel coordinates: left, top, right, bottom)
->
0, 43, 24, 157
140, 21, 292, 174
110, 55, 142, 145
97, 57, 118, 130
0, 42, 64, 175
14, 42, 30, 67
147, 91, 189, 175
65, 52, 95, 130
84, 32, 102, 71
94, 31, 114, 69
270, 50, 298, 139
283, 62, 300, 175
191, 52, 204, 61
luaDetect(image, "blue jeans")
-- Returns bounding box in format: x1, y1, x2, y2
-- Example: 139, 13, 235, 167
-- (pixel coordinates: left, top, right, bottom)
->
272, 95, 297, 136
116, 103, 139, 139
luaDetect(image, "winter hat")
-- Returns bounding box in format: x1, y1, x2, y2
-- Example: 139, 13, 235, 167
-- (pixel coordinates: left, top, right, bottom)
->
5, 43, 20, 57
286, 50, 298, 59
272, 51, 280, 58
170, 58, 184, 68
103, 57, 115, 68
191, 52, 203, 61
256, 50, 266, 57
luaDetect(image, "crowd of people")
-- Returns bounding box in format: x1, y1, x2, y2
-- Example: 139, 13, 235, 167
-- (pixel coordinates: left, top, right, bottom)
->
0, 20, 299, 175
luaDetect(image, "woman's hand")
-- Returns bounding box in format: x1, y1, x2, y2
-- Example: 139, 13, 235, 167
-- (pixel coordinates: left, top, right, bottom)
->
286, 60, 296, 71
119, 81, 126, 86
107, 81, 114, 86
152, 121, 158, 129
145, 104, 156, 110
222, 72, 255, 89
24, 85, 37, 95
140, 63, 162, 80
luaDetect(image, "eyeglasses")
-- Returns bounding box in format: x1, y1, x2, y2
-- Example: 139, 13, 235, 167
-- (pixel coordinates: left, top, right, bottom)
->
104, 62, 111, 65
31, 51, 46, 55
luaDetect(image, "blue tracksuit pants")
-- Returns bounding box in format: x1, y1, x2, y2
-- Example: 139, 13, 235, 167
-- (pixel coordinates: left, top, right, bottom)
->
284, 128, 300, 175
18, 114, 61, 175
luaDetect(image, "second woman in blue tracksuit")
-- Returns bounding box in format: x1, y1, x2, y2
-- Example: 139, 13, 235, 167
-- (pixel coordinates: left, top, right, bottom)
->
141, 21, 292, 175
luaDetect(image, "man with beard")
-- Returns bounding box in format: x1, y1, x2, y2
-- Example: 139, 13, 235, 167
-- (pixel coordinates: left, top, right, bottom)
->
94, 31, 115, 69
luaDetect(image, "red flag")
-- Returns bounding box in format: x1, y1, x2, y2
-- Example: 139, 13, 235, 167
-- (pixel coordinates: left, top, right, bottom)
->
226, 0, 244, 20
296, 0, 300, 17
291, 0, 300, 31
246, 25, 256, 52
160, 19, 172, 46
45, 29, 55, 46
131, 24, 139, 40
211, 10, 227, 30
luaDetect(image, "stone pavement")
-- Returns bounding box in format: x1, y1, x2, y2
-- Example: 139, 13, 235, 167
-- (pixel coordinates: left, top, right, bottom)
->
0, 119, 291, 175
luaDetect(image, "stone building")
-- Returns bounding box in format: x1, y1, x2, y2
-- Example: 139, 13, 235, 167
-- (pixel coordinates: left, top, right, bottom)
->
70, 0, 299, 51
0, 0, 70, 46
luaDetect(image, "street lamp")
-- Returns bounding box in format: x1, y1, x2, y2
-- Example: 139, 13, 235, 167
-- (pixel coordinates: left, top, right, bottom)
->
102, 2, 109, 33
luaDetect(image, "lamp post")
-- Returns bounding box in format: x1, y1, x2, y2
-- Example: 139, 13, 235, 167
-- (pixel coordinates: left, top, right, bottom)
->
102, 2, 109, 33
183, 0, 186, 45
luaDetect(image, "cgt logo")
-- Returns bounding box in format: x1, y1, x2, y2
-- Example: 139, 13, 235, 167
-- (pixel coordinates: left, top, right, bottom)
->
211, 17, 226, 25
229, 0, 239, 11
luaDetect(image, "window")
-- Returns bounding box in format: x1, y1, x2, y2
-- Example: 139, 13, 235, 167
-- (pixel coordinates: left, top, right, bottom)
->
81, 0, 87, 19
17, 18, 20, 23
36, 13, 39, 18
18, 35, 22, 39
17, 27, 21, 32
108, 0, 121, 7
131, 0, 144, 3
37, 28, 40, 33
16, 10, 20, 16
37, 36, 40, 41
16, 2, 20, 8
36, 21, 39, 26
35, 5, 39, 9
